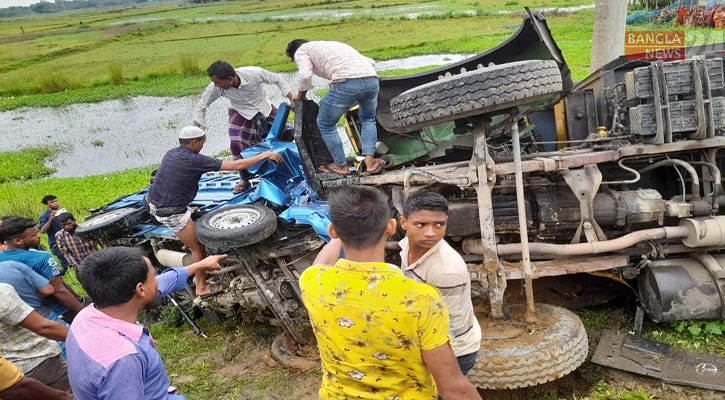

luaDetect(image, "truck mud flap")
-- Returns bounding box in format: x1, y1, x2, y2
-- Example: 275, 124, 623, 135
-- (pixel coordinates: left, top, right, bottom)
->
592, 329, 725, 391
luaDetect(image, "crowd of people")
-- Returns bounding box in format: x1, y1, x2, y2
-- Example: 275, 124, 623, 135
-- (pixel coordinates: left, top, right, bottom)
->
0, 39, 484, 399
649, 4, 725, 28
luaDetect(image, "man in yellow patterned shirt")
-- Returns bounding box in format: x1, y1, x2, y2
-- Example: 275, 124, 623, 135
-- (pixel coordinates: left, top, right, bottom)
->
300, 185, 481, 400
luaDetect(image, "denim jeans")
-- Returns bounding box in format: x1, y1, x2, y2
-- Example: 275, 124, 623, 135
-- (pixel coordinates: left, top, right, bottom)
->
316, 77, 379, 167
457, 351, 478, 376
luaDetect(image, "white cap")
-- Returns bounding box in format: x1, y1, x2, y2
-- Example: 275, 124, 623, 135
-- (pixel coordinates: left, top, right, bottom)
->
178, 126, 205, 139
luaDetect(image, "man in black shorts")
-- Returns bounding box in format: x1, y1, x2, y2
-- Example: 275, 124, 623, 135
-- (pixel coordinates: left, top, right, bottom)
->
146, 126, 282, 296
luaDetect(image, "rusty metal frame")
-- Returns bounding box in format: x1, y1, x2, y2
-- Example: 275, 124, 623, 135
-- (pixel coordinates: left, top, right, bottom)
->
471, 117, 507, 319
500, 255, 630, 280
345, 137, 725, 188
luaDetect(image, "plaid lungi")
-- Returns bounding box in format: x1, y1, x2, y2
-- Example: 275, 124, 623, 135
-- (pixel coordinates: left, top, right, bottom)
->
228, 107, 278, 159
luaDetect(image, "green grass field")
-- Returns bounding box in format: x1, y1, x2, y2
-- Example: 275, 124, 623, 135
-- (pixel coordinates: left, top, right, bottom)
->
0, 0, 595, 110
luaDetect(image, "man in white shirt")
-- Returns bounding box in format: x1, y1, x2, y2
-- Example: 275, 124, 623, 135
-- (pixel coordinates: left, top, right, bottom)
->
398, 191, 482, 375
193, 60, 294, 193
286, 40, 385, 176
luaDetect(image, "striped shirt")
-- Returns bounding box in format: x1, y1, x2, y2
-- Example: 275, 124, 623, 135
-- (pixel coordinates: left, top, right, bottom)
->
294, 41, 377, 92
400, 237, 482, 357
55, 230, 103, 269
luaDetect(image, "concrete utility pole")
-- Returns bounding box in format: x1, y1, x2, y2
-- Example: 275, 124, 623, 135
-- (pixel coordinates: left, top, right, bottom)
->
590, 0, 629, 73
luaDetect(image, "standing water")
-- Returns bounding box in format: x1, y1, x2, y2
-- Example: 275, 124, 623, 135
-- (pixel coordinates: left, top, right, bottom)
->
0, 53, 470, 178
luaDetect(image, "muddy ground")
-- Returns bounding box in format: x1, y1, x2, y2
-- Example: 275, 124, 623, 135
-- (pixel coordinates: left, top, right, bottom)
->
161, 306, 725, 400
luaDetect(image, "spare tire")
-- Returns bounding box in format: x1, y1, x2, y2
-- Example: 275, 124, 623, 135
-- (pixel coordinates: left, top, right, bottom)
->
469, 303, 588, 390
390, 60, 563, 130
76, 207, 148, 240
195, 204, 277, 248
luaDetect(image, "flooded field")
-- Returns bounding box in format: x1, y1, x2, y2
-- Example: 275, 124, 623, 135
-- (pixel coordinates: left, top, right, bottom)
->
108, 2, 594, 25
1, 54, 470, 178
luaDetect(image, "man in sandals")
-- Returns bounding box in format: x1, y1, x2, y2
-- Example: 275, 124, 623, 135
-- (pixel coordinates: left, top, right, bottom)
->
194, 60, 295, 193
286, 40, 385, 175
147, 126, 282, 296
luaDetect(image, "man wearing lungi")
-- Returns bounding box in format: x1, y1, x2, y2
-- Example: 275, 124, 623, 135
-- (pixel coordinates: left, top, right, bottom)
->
193, 60, 294, 193
147, 126, 282, 296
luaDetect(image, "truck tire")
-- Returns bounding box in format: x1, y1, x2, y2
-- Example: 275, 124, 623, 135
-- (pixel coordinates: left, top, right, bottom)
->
75, 207, 148, 240
195, 204, 277, 248
469, 303, 588, 389
390, 60, 563, 130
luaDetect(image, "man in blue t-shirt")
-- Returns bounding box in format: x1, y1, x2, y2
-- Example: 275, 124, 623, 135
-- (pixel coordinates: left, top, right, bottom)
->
146, 126, 282, 296
39, 195, 70, 274
0, 216, 83, 321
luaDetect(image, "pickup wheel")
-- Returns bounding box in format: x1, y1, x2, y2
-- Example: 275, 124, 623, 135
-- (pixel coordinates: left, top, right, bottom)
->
469, 303, 588, 389
195, 204, 277, 248
75, 207, 148, 240
390, 60, 563, 130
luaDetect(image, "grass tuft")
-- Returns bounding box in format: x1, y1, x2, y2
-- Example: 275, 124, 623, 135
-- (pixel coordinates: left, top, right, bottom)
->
34, 74, 80, 94
179, 54, 203, 77
108, 64, 124, 85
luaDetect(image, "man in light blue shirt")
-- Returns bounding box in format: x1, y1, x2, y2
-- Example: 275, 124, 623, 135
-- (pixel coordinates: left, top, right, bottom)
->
0, 260, 69, 356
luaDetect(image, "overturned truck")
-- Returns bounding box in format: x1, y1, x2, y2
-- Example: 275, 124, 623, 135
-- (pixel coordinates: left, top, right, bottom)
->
76, 11, 725, 390
296, 11, 725, 388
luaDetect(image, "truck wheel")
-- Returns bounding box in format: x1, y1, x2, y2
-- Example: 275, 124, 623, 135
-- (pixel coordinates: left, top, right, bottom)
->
270, 332, 320, 371
195, 204, 277, 248
469, 303, 588, 389
75, 207, 148, 240
390, 60, 563, 130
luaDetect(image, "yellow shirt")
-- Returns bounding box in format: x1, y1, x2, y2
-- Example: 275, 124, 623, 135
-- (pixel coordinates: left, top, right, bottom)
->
300, 259, 451, 400
0, 355, 23, 392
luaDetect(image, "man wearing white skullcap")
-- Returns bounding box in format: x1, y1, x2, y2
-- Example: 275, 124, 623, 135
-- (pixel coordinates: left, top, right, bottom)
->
146, 126, 283, 296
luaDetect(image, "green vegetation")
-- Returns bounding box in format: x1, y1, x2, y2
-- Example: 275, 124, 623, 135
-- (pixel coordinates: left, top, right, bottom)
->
63, 267, 86, 296
0, 0, 596, 111
149, 320, 308, 399
583, 381, 653, 400
0, 147, 58, 182
0, 166, 153, 219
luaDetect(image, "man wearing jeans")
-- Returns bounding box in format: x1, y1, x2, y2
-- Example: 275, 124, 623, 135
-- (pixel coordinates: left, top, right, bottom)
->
286, 39, 385, 175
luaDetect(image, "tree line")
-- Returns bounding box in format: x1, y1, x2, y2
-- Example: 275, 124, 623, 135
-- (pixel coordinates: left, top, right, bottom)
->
0, 0, 151, 19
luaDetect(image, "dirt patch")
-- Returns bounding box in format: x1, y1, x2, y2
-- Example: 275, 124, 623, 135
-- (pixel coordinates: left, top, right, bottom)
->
173, 375, 197, 384
478, 369, 596, 399
217, 350, 279, 379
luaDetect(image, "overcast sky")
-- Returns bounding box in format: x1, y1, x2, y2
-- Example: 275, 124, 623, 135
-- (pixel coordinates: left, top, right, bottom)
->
1, 0, 47, 7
